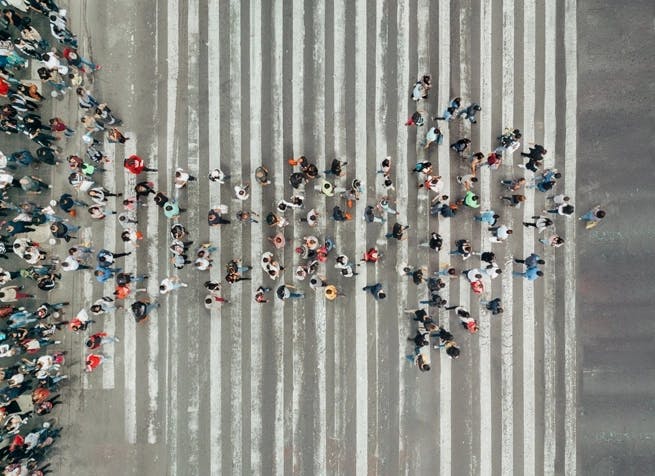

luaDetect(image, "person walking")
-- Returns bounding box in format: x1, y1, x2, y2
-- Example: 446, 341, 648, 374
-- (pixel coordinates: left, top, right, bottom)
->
0, 285, 33, 302
362, 283, 386, 300
85, 333, 119, 350
513, 266, 543, 281
159, 276, 189, 295
544, 203, 575, 217
474, 210, 499, 226
480, 297, 504, 315
385, 223, 410, 241
124, 154, 157, 175
579, 205, 606, 229
276, 284, 304, 300
418, 232, 442, 252
539, 234, 565, 248
85, 353, 108, 373
489, 225, 513, 243
514, 253, 545, 268
522, 215, 553, 232
458, 102, 481, 124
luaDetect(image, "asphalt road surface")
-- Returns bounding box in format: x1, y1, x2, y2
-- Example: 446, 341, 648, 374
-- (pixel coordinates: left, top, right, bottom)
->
14, 0, 642, 475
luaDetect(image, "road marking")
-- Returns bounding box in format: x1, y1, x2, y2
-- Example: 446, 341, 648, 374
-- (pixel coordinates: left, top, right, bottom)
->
101, 140, 117, 391
522, 1, 537, 473
310, 0, 327, 474
290, 0, 305, 473
165, 0, 179, 470
270, 0, 284, 472
249, 0, 264, 473
478, 1, 493, 474
145, 0, 161, 446
332, 0, 346, 470
228, 1, 243, 473
438, 1, 452, 474
395, 1, 409, 472
80, 225, 93, 392
354, 0, 368, 473
543, 0, 558, 473
457, 2, 475, 474
185, 0, 201, 470
207, 0, 221, 474
370, 0, 389, 471
500, 1, 515, 473
564, 0, 578, 473
123, 136, 138, 445
145, 138, 159, 445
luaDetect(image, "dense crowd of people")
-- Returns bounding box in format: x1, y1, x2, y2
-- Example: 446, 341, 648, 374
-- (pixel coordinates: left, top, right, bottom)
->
0, 1, 117, 473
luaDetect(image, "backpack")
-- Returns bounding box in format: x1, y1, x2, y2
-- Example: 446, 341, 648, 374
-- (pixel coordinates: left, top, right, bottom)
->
153, 192, 168, 207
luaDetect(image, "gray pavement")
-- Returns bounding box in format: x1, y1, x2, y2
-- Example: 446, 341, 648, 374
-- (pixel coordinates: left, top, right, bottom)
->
577, 0, 655, 474
4, 0, 636, 475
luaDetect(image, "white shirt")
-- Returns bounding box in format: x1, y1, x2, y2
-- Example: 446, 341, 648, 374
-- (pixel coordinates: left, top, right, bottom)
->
61, 255, 80, 271
174, 168, 190, 189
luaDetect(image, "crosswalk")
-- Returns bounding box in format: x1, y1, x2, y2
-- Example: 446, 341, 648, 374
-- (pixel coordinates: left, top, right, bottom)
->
54, 0, 580, 474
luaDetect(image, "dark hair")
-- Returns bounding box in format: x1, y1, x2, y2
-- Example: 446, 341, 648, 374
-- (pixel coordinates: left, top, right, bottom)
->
596, 210, 606, 218
378, 292, 386, 299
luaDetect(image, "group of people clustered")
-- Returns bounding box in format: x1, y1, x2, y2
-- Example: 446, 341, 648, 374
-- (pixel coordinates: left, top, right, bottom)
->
395, 76, 605, 370
0, 1, 609, 473
0, 0, 146, 473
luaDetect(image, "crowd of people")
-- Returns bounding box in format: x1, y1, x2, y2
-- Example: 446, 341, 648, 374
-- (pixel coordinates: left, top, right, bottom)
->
0, 0, 124, 473
399, 74, 604, 370
0, 1, 609, 472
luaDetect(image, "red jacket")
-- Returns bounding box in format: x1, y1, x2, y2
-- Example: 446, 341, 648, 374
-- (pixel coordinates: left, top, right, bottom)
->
86, 353, 103, 371
124, 155, 145, 175
0, 78, 9, 97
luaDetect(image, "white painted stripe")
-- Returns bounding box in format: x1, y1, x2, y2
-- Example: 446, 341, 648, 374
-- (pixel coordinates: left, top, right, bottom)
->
311, 0, 327, 474
80, 225, 93, 391
332, 0, 346, 466
500, 1, 515, 473
458, 3, 475, 475
123, 135, 138, 445
166, 0, 179, 471
563, 0, 578, 473
102, 139, 117, 391
145, 138, 159, 445
182, 0, 201, 474
228, 1, 243, 473
207, 0, 221, 474
438, 1, 452, 474
478, 1, 493, 474
290, 0, 305, 473
270, 0, 284, 472
249, 0, 263, 474
354, 0, 368, 473
185, 0, 201, 470
415, 1, 430, 371
395, 2, 409, 472
371, 0, 386, 470
522, 1, 537, 473
543, 0, 557, 473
